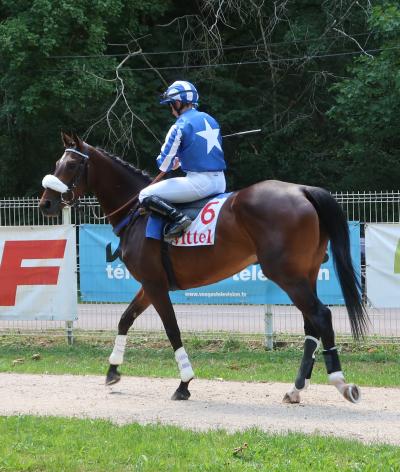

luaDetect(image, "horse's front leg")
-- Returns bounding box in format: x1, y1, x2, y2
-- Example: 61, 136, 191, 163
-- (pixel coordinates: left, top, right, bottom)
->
106, 287, 150, 385
283, 319, 320, 403
143, 281, 195, 400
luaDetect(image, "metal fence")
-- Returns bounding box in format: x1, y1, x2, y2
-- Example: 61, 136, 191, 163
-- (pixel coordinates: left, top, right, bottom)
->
1, 193, 400, 342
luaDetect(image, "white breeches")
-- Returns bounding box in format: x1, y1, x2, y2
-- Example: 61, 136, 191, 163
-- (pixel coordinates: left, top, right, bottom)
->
138, 171, 226, 203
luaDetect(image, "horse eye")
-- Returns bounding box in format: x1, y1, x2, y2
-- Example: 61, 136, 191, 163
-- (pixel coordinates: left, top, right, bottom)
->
66, 161, 79, 170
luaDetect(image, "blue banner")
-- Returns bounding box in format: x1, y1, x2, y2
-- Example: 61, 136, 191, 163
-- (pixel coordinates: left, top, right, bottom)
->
79, 222, 360, 305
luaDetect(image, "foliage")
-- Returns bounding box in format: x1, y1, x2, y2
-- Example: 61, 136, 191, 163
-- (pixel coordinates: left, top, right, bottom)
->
0, 0, 168, 195
0, 1, 398, 196
328, 3, 400, 189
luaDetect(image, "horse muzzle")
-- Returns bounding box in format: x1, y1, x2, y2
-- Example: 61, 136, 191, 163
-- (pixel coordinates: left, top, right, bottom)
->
40, 174, 77, 216
39, 175, 68, 216
39, 196, 60, 217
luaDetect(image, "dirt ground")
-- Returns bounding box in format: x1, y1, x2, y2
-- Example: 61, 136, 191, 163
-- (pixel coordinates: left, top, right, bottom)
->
1, 373, 399, 446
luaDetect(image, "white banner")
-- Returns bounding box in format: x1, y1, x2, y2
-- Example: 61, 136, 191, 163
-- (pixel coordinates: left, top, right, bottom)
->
365, 223, 400, 308
0, 226, 77, 320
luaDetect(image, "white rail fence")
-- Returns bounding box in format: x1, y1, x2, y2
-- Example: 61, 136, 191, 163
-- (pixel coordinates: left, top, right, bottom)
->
1, 193, 400, 342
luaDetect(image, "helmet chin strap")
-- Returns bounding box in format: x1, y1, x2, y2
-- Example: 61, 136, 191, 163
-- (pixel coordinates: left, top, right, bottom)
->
171, 101, 184, 115
171, 101, 194, 115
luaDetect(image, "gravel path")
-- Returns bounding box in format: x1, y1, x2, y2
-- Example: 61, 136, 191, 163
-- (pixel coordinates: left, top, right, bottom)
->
1, 373, 399, 446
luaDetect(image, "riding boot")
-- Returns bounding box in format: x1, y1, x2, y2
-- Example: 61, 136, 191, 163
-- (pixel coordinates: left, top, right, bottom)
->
141, 195, 192, 237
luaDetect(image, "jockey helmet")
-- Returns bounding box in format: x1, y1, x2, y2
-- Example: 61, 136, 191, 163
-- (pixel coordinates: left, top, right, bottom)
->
160, 81, 199, 106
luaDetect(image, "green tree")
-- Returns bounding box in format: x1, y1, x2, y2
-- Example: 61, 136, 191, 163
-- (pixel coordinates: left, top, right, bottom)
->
0, 0, 169, 196
328, 3, 400, 189
1, 0, 389, 196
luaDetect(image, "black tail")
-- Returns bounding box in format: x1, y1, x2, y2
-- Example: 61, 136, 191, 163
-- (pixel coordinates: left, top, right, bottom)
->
303, 186, 369, 339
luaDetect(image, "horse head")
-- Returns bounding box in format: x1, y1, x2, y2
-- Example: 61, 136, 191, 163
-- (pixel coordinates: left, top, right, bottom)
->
39, 132, 89, 216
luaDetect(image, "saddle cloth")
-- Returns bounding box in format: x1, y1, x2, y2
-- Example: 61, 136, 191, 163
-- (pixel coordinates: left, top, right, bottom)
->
146, 192, 231, 246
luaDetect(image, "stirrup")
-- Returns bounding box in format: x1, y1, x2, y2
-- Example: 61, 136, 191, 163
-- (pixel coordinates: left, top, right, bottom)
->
164, 216, 192, 238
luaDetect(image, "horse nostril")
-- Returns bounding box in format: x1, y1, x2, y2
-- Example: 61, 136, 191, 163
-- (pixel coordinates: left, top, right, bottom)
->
39, 199, 52, 215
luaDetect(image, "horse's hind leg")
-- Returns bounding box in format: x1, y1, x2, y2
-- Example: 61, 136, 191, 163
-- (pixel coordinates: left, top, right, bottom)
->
282, 281, 361, 404
283, 319, 320, 403
284, 279, 321, 403
106, 287, 150, 385
314, 301, 361, 403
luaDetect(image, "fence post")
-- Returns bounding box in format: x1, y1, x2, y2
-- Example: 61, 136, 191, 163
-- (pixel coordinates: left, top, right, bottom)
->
264, 304, 274, 350
62, 207, 74, 345
62, 206, 72, 224
66, 320, 74, 345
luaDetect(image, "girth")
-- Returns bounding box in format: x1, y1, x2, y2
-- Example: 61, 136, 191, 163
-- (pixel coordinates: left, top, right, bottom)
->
161, 241, 179, 291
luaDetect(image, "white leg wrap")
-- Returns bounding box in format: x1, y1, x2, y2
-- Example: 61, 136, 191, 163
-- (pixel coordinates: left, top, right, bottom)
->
329, 370, 346, 394
109, 335, 127, 365
175, 347, 195, 382
288, 385, 299, 395
303, 378, 310, 390
289, 378, 310, 396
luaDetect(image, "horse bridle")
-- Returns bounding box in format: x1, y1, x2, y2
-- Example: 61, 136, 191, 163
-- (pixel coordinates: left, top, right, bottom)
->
60, 147, 89, 206
41, 146, 89, 208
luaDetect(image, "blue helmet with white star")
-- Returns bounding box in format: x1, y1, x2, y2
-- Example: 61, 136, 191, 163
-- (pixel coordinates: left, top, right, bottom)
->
160, 81, 199, 106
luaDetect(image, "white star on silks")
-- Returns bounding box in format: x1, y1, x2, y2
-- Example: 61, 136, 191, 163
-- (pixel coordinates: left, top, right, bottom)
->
196, 118, 222, 154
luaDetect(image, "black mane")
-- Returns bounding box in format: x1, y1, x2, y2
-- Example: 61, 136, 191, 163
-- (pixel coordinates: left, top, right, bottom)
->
96, 147, 152, 184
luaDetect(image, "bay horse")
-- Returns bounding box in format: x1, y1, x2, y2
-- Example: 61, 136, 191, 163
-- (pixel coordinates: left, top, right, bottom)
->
39, 132, 368, 404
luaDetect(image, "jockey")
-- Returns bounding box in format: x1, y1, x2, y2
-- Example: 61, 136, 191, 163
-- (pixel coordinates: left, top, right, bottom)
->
139, 80, 226, 238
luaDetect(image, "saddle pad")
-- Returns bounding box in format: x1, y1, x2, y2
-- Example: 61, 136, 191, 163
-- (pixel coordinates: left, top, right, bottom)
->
146, 192, 231, 246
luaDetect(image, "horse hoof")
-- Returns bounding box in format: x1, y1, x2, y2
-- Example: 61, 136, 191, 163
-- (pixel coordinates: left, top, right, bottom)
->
171, 388, 191, 401
282, 391, 301, 404
343, 384, 361, 404
105, 365, 121, 386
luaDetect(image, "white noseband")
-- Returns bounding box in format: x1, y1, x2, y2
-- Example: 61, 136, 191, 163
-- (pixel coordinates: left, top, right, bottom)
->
42, 174, 69, 193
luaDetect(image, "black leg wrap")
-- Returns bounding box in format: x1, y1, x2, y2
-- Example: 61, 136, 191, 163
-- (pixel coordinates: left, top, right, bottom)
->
295, 359, 315, 390
323, 347, 342, 374
295, 336, 319, 390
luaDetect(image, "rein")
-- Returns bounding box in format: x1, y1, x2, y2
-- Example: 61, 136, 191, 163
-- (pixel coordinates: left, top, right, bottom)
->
89, 170, 166, 221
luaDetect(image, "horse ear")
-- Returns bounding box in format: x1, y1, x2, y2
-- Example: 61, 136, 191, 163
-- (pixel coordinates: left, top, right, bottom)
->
72, 132, 82, 147
61, 132, 75, 148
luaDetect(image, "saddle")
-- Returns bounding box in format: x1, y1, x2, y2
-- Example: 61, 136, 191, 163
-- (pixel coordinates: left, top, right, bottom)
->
145, 194, 226, 241
175, 195, 218, 220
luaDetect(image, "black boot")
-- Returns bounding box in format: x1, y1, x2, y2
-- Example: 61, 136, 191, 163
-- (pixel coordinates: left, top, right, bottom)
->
141, 195, 192, 237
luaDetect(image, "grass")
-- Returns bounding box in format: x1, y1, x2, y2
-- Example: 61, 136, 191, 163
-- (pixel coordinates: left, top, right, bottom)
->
1, 336, 399, 471
1, 334, 400, 387
0, 415, 399, 471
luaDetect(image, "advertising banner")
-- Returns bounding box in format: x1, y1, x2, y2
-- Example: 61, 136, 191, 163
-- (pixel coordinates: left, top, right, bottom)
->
365, 223, 400, 308
0, 225, 77, 320
79, 222, 360, 305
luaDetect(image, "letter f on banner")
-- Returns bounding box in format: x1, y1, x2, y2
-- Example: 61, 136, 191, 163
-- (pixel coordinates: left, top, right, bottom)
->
0, 240, 66, 306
